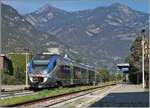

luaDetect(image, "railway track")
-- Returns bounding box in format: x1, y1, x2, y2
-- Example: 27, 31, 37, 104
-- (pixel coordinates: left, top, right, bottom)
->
6, 83, 116, 107
1, 90, 34, 99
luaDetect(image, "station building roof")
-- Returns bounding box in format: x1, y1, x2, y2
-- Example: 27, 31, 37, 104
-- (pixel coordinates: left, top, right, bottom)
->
117, 63, 129, 67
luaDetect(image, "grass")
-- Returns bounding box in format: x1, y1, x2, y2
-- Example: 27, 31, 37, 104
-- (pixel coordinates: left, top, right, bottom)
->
0, 82, 116, 106
0, 86, 91, 106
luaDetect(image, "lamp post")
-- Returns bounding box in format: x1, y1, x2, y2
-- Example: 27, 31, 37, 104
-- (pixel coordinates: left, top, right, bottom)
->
95, 63, 97, 86
0, 2, 2, 99
141, 29, 145, 88
93, 62, 97, 86
70, 61, 73, 85
116, 68, 119, 83
86, 65, 89, 84
23, 48, 29, 87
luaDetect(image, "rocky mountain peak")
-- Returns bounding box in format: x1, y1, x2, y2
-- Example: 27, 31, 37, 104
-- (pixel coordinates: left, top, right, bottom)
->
39, 3, 53, 11
1, 3, 19, 16
109, 3, 128, 9
36, 3, 59, 14
109, 3, 131, 13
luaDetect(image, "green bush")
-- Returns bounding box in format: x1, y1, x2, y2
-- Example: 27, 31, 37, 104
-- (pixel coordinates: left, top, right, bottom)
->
98, 68, 109, 82
1, 70, 15, 84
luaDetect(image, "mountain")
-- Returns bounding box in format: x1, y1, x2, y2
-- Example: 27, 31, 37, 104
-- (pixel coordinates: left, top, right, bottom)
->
25, 3, 148, 70
1, 3, 62, 53
24, 3, 72, 31
2, 3, 148, 71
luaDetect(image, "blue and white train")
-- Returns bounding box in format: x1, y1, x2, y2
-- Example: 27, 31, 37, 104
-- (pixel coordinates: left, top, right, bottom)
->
28, 54, 99, 89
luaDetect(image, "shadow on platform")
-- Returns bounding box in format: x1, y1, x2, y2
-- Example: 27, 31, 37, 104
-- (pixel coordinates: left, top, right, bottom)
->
90, 91, 149, 107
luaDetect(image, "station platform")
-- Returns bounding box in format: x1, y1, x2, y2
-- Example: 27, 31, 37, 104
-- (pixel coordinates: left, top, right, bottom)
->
48, 83, 149, 107
90, 83, 149, 107
1, 85, 27, 91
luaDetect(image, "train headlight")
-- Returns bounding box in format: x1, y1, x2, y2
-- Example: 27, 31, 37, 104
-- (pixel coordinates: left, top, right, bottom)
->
43, 77, 48, 83
29, 77, 33, 82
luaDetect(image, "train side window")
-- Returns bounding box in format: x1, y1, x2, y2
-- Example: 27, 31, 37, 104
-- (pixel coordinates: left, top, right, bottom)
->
62, 65, 70, 78
66, 66, 70, 77
62, 66, 66, 76
74, 68, 77, 79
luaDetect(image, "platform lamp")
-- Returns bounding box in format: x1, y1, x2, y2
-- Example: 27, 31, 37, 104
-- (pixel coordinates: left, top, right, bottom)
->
23, 48, 29, 88
141, 29, 145, 88
95, 62, 98, 86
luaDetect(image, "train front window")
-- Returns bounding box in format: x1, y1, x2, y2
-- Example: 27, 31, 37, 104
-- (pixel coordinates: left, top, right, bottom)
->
31, 54, 57, 73
32, 65, 47, 73
32, 60, 49, 73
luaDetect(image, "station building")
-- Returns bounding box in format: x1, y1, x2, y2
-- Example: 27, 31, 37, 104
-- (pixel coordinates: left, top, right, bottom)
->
0, 54, 9, 71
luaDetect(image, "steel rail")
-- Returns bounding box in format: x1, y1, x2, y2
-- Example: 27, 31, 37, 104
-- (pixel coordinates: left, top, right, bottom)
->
5, 83, 116, 107
1, 90, 34, 99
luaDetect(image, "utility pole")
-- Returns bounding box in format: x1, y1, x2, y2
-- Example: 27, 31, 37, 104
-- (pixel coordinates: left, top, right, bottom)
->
149, 0, 150, 88
0, 2, 2, 99
86, 66, 89, 84
24, 48, 29, 88
116, 68, 119, 83
141, 29, 145, 88
0, 69, 2, 99
95, 67, 97, 86
26, 51, 28, 87
70, 61, 73, 85
94, 62, 97, 86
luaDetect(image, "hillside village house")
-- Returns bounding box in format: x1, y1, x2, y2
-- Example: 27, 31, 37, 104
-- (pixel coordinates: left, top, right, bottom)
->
0, 54, 9, 71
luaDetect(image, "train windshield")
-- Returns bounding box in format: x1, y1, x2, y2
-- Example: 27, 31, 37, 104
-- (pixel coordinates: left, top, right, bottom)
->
31, 54, 57, 74
32, 65, 47, 73
32, 60, 49, 73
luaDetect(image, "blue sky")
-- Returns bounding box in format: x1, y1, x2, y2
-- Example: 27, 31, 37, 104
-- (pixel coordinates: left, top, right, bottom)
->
2, 0, 149, 14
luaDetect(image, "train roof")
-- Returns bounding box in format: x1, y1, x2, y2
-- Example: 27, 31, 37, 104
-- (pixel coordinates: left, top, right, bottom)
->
33, 54, 57, 60
57, 55, 95, 70
32, 54, 96, 71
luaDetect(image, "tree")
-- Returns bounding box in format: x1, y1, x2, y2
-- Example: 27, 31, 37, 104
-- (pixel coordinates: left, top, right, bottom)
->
98, 68, 109, 82
108, 72, 116, 81
127, 35, 149, 84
